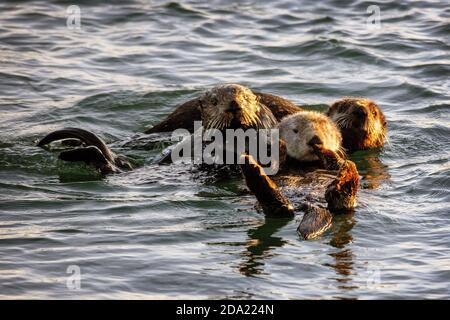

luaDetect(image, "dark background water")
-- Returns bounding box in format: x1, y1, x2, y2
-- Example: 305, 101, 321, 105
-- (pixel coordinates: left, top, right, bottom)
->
0, 0, 449, 299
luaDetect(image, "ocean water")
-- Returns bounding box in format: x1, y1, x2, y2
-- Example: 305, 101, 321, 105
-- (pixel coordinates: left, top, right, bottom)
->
0, 0, 449, 299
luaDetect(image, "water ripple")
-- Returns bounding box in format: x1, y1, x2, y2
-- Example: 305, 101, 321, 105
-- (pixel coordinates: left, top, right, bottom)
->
0, 0, 449, 299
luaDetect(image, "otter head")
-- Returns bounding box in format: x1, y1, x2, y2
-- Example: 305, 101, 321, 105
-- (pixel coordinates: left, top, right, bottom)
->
198, 84, 277, 130
326, 98, 387, 151
279, 111, 342, 162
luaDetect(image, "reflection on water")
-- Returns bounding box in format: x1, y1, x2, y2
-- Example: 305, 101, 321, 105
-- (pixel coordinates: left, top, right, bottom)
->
239, 211, 357, 281
327, 213, 356, 291
239, 218, 291, 276
329, 213, 356, 249
351, 149, 391, 190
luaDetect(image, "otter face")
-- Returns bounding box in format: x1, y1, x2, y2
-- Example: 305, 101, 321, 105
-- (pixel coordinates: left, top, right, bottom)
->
199, 84, 277, 130
279, 111, 342, 162
326, 98, 387, 151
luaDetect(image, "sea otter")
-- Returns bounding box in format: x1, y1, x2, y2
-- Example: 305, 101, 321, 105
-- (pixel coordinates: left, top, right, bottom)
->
145, 83, 302, 133
35, 85, 286, 175
279, 111, 343, 162
36, 104, 360, 241
240, 111, 360, 240
326, 98, 387, 151
151, 84, 288, 168
193, 83, 279, 130
146, 86, 386, 152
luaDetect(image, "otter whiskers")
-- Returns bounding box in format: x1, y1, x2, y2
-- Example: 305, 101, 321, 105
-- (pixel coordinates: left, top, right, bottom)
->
334, 114, 353, 129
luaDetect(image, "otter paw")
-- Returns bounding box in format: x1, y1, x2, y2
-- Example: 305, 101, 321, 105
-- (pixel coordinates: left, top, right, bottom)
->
240, 154, 294, 218
325, 160, 360, 212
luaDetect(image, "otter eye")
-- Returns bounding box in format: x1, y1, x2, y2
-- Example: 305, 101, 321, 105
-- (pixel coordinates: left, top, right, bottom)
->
293, 129, 298, 134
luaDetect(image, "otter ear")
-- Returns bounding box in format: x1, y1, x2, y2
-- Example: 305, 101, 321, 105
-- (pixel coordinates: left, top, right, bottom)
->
327, 100, 344, 116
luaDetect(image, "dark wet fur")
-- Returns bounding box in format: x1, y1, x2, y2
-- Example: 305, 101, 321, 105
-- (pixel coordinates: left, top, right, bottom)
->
145, 91, 302, 134
326, 98, 387, 152
37, 128, 133, 174
240, 145, 359, 240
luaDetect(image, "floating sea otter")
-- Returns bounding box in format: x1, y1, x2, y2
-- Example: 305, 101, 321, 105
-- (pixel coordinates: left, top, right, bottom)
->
35, 84, 378, 240
145, 84, 387, 153
37, 84, 292, 174
144, 83, 302, 133
37, 84, 387, 174
36, 115, 359, 240
326, 98, 387, 151
240, 111, 359, 239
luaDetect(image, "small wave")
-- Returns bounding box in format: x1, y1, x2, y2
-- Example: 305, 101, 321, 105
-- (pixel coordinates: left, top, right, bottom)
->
162, 2, 208, 19
401, 103, 450, 114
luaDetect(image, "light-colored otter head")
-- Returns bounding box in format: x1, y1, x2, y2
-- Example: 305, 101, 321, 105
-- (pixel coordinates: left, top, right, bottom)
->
279, 111, 342, 162
199, 84, 277, 130
326, 98, 387, 151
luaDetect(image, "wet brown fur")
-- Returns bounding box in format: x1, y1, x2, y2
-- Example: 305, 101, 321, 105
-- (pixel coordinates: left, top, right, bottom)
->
145, 90, 302, 134
326, 98, 387, 151
240, 145, 360, 240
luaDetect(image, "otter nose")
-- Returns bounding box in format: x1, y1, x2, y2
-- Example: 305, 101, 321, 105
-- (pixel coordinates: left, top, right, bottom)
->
308, 135, 323, 148
353, 108, 367, 118
226, 100, 240, 113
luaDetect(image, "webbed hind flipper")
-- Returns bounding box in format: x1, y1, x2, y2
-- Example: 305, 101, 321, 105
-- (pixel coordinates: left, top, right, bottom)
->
37, 128, 132, 174
240, 154, 294, 218
59, 146, 116, 174
298, 205, 333, 240
59, 146, 108, 164
37, 127, 115, 162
